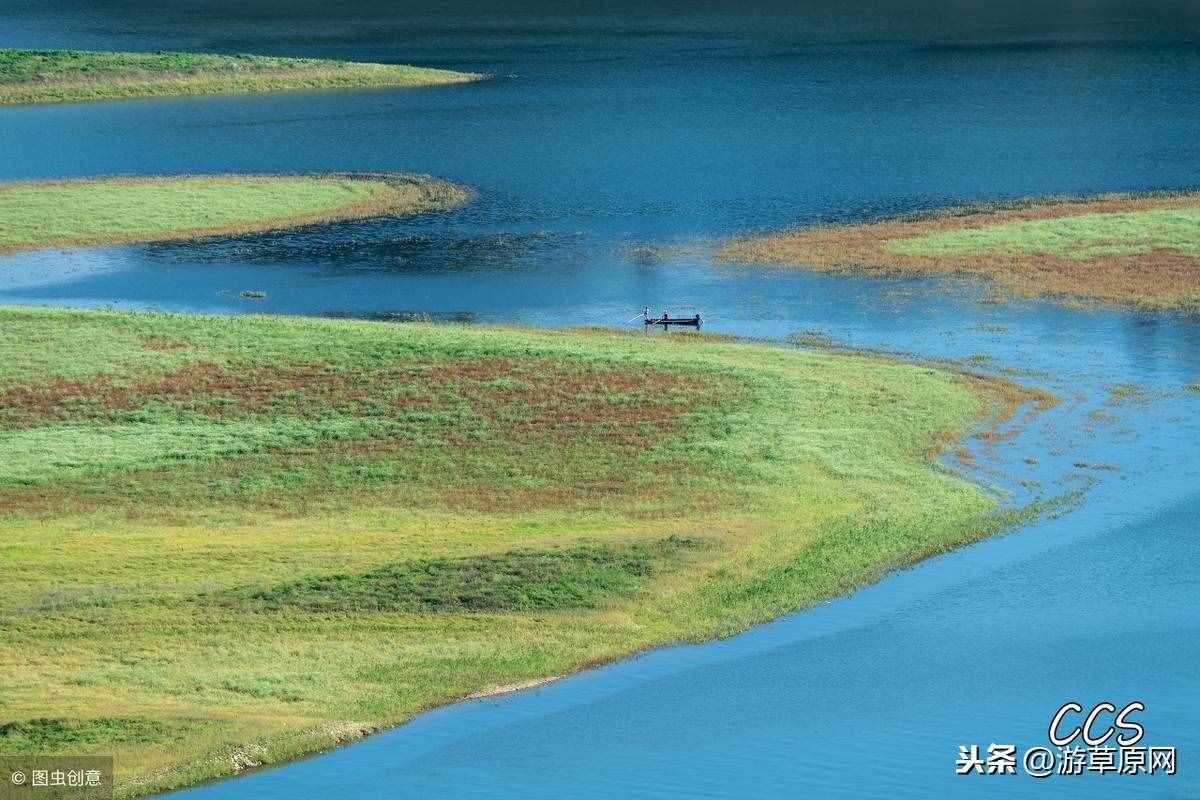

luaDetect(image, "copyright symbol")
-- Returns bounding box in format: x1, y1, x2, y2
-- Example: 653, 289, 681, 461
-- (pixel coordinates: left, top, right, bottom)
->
10, 770, 26, 785
1023, 746, 1055, 778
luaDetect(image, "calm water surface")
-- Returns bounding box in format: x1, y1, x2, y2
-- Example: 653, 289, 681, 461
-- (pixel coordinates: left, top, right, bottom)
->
1, 2, 1198, 797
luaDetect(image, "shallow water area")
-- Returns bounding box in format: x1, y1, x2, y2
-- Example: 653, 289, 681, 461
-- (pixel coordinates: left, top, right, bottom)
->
2, 1, 1199, 797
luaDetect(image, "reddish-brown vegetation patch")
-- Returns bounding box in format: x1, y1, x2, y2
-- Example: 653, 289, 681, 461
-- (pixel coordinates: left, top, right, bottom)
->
0, 355, 739, 516
0, 361, 348, 424
427, 357, 724, 447
138, 335, 190, 351
0, 356, 726, 427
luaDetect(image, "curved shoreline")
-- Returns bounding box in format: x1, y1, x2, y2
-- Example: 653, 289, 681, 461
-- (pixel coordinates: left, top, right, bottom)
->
0, 172, 472, 254
717, 192, 1200, 310
0, 308, 1051, 798
148, 392, 1058, 800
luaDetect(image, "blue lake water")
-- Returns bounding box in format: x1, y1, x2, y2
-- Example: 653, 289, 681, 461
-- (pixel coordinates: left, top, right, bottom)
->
1, 1, 1198, 797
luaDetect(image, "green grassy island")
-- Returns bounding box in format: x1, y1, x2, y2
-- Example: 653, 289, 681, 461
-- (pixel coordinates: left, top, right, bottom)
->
0, 308, 1048, 795
718, 193, 1200, 310
0, 48, 483, 106
0, 174, 470, 253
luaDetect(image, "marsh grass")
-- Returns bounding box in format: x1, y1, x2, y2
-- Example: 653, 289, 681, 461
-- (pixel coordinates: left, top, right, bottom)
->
718, 193, 1200, 310
213, 537, 702, 613
0, 48, 483, 105
0, 308, 1046, 797
0, 173, 470, 254
0, 719, 168, 754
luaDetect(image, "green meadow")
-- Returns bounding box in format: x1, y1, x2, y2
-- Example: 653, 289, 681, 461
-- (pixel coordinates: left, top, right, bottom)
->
0, 174, 469, 253
0, 48, 482, 105
886, 207, 1200, 260
0, 308, 1039, 796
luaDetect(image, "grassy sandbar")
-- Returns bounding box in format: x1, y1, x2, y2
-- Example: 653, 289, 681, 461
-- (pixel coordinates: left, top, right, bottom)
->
0, 173, 470, 254
718, 193, 1200, 309
0, 48, 483, 106
0, 308, 1045, 795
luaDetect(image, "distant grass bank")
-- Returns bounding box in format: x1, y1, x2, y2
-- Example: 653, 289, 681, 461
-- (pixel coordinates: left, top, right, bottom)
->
0, 309, 1046, 796
0, 48, 483, 105
0, 173, 470, 253
718, 193, 1200, 310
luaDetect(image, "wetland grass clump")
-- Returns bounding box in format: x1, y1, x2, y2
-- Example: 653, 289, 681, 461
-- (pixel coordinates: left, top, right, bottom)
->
0, 173, 470, 254
0, 718, 168, 754
718, 193, 1200, 310
216, 537, 702, 613
0, 307, 1046, 796
0, 48, 483, 105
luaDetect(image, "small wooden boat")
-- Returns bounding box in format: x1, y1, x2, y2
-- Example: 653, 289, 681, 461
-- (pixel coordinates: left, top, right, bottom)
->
643, 309, 702, 328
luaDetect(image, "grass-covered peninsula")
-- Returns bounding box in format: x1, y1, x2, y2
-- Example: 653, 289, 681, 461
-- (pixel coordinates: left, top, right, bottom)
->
0, 308, 1044, 796
0, 173, 469, 253
718, 193, 1200, 309
0, 48, 483, 105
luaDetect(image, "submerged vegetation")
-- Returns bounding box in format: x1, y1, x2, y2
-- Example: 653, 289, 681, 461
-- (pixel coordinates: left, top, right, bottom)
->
0, 173, 469, 253
0, 308, 1046, 796
718, 193, 1200, 309
0, 48, 482, 105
